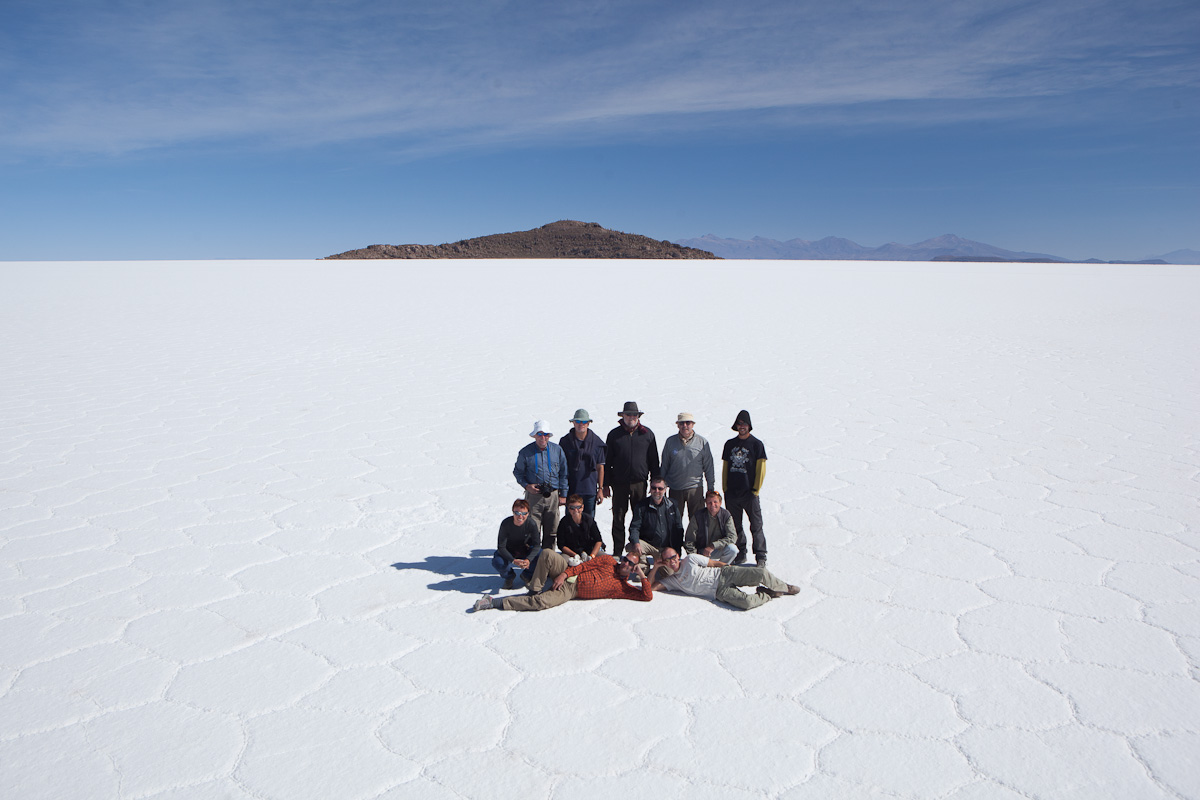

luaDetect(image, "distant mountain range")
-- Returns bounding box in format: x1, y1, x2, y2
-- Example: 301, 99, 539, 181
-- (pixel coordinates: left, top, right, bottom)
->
674, 234, 1200, 264
325, 222, 1198, 264
1154, 248, 1200, 265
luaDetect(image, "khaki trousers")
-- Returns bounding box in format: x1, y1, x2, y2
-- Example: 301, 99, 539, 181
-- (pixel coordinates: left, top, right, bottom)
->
715, 565, 790, 610
500, 550, 578, 611
525, 490, 561, 549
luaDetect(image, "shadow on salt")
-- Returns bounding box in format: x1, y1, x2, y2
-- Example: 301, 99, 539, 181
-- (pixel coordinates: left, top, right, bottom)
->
390, 549, 496, 593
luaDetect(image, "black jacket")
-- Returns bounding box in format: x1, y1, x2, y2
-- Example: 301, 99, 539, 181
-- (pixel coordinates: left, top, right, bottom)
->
496, 517, 540, 561
629, 496, 684, 551
557, 513, 604, 556
604, 423, 660, 485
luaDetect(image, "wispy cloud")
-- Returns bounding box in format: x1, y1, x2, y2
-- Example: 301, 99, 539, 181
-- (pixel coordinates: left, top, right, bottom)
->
1, 0, 1196, 158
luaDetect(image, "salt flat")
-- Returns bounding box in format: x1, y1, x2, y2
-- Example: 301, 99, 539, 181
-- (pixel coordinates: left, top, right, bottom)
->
2, 258, 1198, 799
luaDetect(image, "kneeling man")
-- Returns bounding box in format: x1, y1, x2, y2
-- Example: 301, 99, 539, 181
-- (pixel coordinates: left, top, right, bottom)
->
557, 494, 604, 565
475, 549, 652, 612
683, 491, 739, 564
650, 547, 799, 610
628, 478, 684, 561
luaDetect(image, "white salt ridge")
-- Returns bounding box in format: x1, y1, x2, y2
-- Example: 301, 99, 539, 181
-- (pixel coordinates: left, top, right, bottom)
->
1, 259, 1198, 799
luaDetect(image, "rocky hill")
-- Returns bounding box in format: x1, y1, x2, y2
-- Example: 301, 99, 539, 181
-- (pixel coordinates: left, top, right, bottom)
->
326, 220, 719, 259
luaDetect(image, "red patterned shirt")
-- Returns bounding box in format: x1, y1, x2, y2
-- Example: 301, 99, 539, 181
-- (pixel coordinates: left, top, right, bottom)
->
564, 554, 653, 602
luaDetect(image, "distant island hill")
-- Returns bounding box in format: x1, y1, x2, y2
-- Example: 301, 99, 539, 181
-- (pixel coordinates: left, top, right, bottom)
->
324, 220, 1199, 264
325, 220, 717, 260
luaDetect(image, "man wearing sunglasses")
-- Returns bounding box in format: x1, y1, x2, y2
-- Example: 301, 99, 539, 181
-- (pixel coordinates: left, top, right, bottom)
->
660, 412, 714, 528
557, 494, 604, 565
559, 409, 606, 519
649, 547, 799, 610
491, 498, 542, 590
628, 478, 685, 560
513, 419, 569, 549
474, 548, 653, 612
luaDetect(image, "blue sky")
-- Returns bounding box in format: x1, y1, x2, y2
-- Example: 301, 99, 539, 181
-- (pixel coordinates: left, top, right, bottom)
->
2, 0, 1197, 261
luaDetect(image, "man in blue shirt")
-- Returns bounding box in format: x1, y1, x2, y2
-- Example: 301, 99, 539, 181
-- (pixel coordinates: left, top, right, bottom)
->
513, 419, 569, 548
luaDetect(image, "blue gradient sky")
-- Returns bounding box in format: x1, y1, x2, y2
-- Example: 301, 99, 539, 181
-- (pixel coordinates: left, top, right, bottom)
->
2, 0, 1197, 261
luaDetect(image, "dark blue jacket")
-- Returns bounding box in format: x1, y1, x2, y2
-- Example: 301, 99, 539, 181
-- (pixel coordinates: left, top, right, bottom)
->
559, 429, 607, 497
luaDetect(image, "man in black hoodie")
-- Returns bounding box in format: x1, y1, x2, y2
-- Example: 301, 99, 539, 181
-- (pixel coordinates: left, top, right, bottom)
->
603, 401, 660, 555
722, 409, 768, 566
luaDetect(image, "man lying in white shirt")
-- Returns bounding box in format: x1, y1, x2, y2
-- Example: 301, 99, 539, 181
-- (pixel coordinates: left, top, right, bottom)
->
649, 547, 799, 610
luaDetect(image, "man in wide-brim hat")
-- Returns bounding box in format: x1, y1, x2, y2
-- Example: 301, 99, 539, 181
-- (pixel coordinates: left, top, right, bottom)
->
603, 401, 660, 554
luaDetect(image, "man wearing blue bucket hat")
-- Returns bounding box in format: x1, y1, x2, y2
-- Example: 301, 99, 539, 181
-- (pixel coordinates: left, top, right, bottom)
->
559, 408, 606, 519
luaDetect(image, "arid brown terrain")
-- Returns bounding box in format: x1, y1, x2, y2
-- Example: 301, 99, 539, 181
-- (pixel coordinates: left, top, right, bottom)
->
325, 220, 719, 259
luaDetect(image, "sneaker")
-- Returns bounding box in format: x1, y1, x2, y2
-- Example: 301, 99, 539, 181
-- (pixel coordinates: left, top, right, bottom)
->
756, 556, 768, 568
502, 577, 514, 590
474, 595, 496, 612
786, 584, 801, 595
733, 551, 747, 565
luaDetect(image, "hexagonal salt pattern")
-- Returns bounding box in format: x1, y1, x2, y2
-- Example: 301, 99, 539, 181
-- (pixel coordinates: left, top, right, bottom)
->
2, 260, 1197, 799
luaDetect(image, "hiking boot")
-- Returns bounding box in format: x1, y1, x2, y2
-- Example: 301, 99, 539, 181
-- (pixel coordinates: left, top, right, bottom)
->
756, 556, 768, 568
474, 595, 496, 612
756, 585, 782, 599
502, 577, 514, 590
733, 551, 747, 565
786, 584, 801, 595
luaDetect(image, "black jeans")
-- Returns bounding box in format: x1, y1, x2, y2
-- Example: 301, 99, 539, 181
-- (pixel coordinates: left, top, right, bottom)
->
726, 491, 766, 558
609, 481, 647, 554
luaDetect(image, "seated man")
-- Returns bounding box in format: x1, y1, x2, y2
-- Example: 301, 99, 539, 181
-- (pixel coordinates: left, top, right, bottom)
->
474, 548, 652, 612
628, 478, 684, 561
650, 547, 800, 610
683, 490, 739, 564
557, 494, 604, 565
491, 498, 542, 590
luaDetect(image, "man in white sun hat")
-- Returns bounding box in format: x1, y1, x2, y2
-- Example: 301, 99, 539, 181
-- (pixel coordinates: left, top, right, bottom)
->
513, 420, 568, 549
660, 411, 714, 529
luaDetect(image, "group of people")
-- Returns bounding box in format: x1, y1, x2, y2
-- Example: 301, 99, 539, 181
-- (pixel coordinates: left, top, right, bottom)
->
479, 403, 799, 613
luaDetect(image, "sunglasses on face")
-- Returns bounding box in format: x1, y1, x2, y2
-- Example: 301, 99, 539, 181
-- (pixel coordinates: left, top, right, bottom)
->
514, 511, 529, 517
568, 505, 583, 511
651, 486, 667, 492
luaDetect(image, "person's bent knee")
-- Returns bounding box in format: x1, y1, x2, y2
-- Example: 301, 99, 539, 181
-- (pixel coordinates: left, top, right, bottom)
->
712, 544, 738, 564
